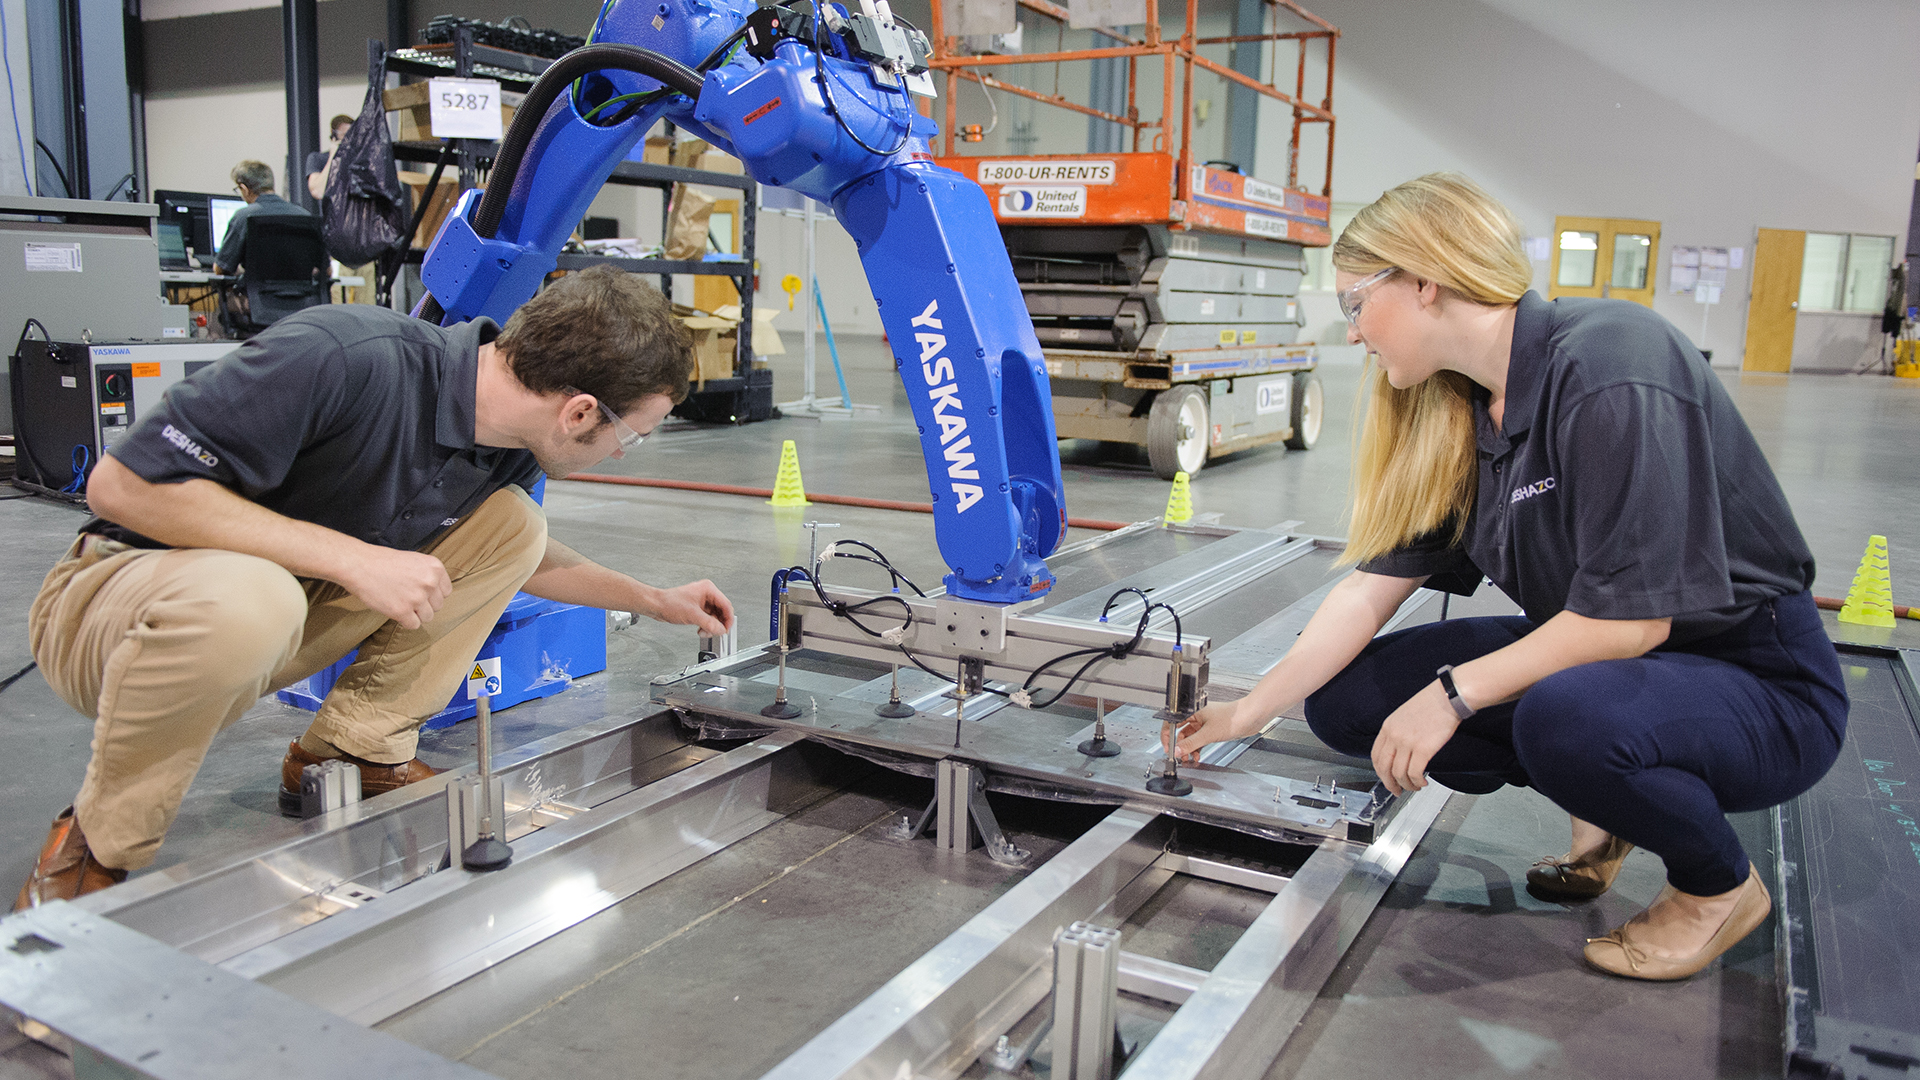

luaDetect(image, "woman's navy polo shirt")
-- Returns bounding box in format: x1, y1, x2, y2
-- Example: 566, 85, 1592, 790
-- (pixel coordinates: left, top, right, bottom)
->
1359, 290, 1813, 645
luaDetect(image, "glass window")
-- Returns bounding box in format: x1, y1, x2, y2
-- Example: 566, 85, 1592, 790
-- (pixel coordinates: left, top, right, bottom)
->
1798, 232, 1847, 311
1557, 231, 1598, 287
1610, 233, 1651, 290
1843, 234, 1894, 313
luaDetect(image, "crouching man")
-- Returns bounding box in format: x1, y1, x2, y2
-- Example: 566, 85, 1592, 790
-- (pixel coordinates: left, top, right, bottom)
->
16, 265, 732, 908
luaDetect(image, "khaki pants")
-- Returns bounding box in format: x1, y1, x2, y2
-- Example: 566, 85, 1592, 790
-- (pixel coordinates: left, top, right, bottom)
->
28, 487, 547, 871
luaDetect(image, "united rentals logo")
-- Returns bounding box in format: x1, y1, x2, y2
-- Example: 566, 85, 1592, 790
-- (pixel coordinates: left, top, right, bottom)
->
161, 423, 218, 468
997, 185, 1086, 218
1511, 477, 1556, 503
910, 300, 983, 514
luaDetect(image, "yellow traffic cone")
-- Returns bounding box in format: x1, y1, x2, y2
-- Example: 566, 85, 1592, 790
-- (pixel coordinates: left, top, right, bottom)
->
1163, 471, 1193, 525
1838, 534, 1896, 628
768, 439, 810, 507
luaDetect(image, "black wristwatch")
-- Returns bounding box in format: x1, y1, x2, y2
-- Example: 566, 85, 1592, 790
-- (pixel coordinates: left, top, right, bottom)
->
1435, 665, 1476, 721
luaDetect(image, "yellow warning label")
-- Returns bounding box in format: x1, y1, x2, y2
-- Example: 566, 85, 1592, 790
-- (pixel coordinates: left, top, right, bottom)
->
471, 663, 487, 680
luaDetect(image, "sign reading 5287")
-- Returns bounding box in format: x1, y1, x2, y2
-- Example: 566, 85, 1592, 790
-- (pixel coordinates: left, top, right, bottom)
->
427, 77, 504, 140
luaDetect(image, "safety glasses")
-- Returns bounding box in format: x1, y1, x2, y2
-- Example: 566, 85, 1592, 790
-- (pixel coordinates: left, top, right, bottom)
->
595, 400, 647, 450
1337, 267, 1397, 327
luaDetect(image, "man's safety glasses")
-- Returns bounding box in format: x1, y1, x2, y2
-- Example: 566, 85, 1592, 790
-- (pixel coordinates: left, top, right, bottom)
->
1337, 267, 1397, 327
595, 400, 647, 450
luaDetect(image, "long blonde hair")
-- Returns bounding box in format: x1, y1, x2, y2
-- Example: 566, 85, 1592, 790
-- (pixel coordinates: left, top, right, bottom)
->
1335, 173, 1533, 565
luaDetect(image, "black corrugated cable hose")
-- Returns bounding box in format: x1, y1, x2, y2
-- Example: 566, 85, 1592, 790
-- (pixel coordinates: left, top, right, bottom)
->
415, 43, 705, 324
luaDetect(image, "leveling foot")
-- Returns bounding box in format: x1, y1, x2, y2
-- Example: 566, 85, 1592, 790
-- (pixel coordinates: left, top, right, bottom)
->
1077, 736, 1121, 758
1145, 774, 1193, 797
462, 836, 513, 871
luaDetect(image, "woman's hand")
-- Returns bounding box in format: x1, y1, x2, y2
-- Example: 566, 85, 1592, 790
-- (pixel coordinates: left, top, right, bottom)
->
1370, 680, 1463, 795
1163, 700, 1250, 762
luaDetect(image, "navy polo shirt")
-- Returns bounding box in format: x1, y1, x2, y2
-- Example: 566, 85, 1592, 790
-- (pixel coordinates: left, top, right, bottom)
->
86, 305, 543, 553
1360, 290, 1813, 645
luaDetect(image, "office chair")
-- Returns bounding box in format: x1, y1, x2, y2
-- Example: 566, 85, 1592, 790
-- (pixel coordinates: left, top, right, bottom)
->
225, 217, 331, 336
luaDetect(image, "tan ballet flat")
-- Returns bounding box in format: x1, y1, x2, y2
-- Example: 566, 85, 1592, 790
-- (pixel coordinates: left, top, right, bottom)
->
1526, 834, 1634, 901
1582, 867, 1772, 981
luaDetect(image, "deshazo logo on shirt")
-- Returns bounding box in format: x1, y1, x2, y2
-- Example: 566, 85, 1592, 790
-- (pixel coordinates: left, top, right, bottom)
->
161, 423, 219, 468
1511, 476, 1555, 503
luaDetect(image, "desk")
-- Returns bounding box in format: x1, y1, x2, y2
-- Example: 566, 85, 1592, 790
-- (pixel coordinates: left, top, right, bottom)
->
161, 272, 233, 329
159, 270, 235, 285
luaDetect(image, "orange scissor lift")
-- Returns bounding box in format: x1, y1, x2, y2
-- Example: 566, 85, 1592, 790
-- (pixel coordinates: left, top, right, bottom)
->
926, 0, 1338, 479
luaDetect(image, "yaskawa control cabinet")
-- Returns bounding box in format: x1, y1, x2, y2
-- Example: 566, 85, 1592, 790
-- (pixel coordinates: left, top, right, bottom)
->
9, 339, 237, 494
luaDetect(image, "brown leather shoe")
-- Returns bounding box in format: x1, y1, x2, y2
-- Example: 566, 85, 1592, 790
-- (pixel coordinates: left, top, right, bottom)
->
1526, 834, 1635, 902
13, 808, 126, 912
278, 739, 440, 817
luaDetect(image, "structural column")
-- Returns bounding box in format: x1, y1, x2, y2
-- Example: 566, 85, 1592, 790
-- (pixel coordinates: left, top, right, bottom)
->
283, 0, 320, 211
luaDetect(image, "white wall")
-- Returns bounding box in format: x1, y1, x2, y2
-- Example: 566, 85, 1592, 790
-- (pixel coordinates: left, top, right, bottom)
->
1262, 0, 1920, 365
145, 78, 369, 197
137, 0, 1920, 362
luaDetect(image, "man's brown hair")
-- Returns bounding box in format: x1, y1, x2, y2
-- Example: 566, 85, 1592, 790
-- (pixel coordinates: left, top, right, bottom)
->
495, 265, 695, 410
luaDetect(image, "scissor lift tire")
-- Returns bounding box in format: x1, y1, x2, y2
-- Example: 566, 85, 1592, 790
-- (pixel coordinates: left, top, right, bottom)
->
1148, 385, 1211, 481
1285, 371, 1324, 450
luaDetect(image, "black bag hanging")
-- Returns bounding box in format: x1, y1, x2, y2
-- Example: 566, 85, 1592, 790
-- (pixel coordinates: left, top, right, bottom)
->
321, 46, 411, 268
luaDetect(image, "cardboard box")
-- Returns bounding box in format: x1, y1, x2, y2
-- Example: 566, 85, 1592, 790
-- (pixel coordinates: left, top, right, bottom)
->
715, 304, 784, 358
694, 150, 745, 175
676, 303, 784, 387
642, 136, 671, 165
397, 170, 461, 249
668, 138, 710, 167
382, 81, 520, 144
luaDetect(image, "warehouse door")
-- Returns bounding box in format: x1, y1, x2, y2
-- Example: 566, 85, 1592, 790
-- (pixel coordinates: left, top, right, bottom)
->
1743, 228, 1804, 373
1549, 216, 1660, 307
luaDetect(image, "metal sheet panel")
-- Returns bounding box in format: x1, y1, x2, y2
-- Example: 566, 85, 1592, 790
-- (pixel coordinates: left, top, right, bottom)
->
759, 807, 1174, 1080
0, 904, 490, 1080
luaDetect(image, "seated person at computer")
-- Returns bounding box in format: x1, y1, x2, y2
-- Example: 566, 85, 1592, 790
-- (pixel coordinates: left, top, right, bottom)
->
214, 160, 312, 277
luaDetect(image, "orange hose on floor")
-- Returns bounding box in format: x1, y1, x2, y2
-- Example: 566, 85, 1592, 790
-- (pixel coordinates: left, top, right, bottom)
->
1813, 595, 1920, 620
560, 473, 1134, 532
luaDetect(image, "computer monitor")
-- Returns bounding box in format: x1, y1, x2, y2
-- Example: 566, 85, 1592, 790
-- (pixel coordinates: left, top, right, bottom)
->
208, 196, 245, 252
153, 189, 212, 255
156, 221, 189, 268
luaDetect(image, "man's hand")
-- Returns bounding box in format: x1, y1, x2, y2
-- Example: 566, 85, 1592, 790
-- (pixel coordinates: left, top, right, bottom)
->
1370, 680, 1463, 795
1164, 700, 1249, 762
648, 580, 735, 637
338, 547, 452, 630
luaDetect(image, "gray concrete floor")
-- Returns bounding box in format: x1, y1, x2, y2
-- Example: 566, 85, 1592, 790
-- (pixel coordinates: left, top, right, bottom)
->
4, 336, 1920, 1078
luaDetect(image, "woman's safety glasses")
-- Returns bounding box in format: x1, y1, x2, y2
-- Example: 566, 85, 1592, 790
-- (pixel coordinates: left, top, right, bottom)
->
1337, 267, 1397, 328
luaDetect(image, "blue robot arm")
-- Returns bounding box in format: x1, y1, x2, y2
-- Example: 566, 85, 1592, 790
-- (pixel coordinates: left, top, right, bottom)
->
419, 0, 1066, 604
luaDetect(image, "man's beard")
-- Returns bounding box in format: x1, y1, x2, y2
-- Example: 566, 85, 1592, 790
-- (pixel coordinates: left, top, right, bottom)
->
530, 450, 576, 479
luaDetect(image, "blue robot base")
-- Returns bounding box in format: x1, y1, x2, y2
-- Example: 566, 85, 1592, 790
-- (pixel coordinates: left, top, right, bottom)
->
274, 593, 608, 730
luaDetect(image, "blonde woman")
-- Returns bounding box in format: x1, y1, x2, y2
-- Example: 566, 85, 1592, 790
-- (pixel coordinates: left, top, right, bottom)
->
1169, 173, 1845, 981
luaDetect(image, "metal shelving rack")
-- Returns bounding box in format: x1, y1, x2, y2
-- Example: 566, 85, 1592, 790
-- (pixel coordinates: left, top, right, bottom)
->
383, 31, 767, 423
